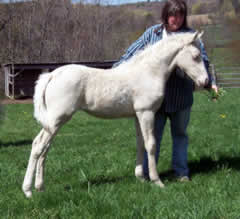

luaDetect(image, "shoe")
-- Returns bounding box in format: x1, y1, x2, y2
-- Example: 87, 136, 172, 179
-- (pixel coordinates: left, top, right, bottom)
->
178, 176, 190, 182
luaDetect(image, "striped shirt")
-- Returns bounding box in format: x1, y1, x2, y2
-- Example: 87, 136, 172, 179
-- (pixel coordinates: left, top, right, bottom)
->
114, 24, 212, 113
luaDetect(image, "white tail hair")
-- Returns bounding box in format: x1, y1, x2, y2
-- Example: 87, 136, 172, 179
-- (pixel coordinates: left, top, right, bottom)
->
33, 73, 52, 132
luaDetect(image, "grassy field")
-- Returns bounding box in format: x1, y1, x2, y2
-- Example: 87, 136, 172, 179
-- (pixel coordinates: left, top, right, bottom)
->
0, 89, 240, 218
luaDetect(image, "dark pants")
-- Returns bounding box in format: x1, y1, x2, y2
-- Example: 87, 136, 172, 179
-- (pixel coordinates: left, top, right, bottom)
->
143, 107, 191, 177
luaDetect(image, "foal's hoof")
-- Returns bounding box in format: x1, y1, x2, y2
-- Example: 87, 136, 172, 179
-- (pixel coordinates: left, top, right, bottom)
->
35, 184, 44, 192
136, 175, 149, 183
36, 187, 44, 192
153, 180, 165, 188
23, 190, 32, 198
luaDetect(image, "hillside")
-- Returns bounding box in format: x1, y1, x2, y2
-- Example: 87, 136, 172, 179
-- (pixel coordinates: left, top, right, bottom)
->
114, 0, 219, 25
0, 0, 231, 66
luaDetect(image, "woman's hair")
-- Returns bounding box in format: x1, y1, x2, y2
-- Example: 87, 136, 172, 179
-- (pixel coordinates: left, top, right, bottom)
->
161, 0, 188, 30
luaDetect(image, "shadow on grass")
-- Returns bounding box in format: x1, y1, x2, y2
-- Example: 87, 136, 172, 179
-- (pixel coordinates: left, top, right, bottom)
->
159, 155, 240, 181
62, 175, 135, 191
70, 156, 240, 187
189, 156, 240, 176
80, 175, 134, 188
0, 139, 32, 148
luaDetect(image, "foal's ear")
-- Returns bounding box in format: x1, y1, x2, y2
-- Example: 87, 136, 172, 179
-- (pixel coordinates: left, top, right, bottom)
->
184, 31, 203, 46
192, 31, 199, 41
186, 31, 198, 45
190, 31, 204, 43
197, 31, 204, 39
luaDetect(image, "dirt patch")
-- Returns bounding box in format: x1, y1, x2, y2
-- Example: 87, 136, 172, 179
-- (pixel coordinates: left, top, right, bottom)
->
1, 97, 33, 104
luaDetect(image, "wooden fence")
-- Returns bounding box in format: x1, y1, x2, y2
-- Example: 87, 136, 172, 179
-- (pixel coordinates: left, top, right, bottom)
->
214, 66, 240, 88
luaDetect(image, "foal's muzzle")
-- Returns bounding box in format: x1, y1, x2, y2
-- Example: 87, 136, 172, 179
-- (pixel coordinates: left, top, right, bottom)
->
197, 76, 209, 88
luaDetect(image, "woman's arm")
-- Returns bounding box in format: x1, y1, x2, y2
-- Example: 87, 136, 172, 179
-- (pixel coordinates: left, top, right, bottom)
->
113, 27, 153, 67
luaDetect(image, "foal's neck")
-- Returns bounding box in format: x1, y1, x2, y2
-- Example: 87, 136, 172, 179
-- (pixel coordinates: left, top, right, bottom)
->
116, 35, 184, 79
151, 38, 183, 76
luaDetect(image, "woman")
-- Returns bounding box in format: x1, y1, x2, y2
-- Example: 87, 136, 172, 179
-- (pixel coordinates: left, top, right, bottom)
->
114, 0, 218, 181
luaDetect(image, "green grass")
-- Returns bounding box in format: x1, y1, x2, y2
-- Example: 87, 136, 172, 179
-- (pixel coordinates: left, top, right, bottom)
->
1, 89, 240, 218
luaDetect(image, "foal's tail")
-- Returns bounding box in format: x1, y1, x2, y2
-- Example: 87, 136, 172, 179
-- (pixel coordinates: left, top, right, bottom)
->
34, 73, 53, 133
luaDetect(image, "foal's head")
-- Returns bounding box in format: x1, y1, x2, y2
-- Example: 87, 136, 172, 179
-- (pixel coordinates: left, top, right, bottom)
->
174, 32, 209, 88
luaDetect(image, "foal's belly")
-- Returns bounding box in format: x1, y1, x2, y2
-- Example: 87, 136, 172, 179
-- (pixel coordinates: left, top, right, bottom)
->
83, 101, 135, 119
82, 90, 135, 119
84, 108, 135, 119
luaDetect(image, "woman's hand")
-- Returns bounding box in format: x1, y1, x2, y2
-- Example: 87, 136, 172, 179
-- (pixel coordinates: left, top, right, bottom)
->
210, 84, 220, 101
211, 84, 218, 93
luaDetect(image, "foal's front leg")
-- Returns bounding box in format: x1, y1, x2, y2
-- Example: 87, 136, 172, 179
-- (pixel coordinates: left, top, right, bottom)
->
134, 117, 145, 180
136, 111, 164, 187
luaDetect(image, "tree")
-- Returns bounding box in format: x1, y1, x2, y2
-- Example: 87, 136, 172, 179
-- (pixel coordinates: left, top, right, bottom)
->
231, 0, 240, 15
0, 0, 162, 63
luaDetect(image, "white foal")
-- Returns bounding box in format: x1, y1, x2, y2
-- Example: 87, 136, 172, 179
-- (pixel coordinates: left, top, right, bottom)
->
22, 31, 208, 198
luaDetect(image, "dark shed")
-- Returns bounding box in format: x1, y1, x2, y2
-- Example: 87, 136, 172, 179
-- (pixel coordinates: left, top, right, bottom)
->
2, 61, 115, 99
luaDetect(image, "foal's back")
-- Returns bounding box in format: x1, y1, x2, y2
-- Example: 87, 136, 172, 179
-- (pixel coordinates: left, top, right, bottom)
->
46, 64, 136, 119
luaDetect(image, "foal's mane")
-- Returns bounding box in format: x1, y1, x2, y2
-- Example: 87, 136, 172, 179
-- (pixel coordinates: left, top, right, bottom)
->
118, 32, 199, 69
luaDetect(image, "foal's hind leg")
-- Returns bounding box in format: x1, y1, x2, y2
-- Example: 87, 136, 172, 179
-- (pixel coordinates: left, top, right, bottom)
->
22, 128, 57, 198
34, 115, 73, 193
34, 142, 51, 192
136, 111, 164, 187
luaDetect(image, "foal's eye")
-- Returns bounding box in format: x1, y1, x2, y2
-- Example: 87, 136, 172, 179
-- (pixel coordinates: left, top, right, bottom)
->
190, 47, 201, 61
194, 54, 200, 60
192, 52, 201, 61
